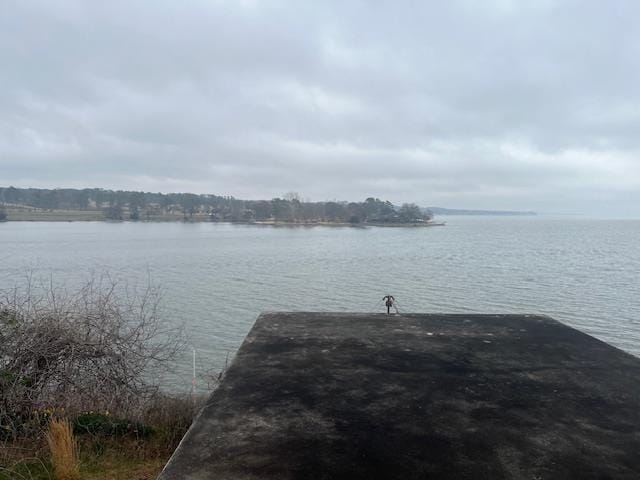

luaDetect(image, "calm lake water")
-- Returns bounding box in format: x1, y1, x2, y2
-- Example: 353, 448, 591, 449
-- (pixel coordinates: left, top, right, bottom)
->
1, 217, 639, 390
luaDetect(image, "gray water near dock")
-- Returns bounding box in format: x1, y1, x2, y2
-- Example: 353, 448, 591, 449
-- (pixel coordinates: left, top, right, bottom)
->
1, 217, 638, 390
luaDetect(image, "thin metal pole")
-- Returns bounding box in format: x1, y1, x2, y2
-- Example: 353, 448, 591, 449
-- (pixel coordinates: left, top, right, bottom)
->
192, 348, 197, 406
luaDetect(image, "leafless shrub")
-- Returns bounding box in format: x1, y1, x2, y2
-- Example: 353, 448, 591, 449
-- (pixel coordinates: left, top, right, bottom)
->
0, 274, 185, 441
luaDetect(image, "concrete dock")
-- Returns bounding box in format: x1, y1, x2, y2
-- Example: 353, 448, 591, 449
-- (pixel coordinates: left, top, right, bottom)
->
159, 313, 640, 479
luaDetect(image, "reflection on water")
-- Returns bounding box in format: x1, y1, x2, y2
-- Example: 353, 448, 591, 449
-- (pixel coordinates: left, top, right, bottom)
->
1, 217, 639, 389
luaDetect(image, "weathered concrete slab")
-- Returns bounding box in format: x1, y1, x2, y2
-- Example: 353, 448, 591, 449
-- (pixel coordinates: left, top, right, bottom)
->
159, 313, 640, 479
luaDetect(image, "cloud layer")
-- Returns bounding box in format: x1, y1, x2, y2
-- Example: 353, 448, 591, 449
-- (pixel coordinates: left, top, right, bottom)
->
2, 0, 639, 215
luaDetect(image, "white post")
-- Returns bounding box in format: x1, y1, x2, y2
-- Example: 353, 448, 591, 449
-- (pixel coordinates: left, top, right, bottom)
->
191, 348, 197, 405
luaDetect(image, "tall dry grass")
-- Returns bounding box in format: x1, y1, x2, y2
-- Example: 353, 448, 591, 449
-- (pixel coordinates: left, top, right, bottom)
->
46, 418, 80, 480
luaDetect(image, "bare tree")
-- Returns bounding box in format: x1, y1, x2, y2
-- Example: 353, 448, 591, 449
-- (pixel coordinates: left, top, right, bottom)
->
0, 274, 185, 440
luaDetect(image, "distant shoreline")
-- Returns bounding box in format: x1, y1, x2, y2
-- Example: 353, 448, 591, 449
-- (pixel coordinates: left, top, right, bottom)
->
0, 209, 446, 227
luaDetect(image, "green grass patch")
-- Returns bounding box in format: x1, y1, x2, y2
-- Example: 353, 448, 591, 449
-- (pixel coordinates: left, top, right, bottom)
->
73, 413, 154, 438
0, 458, 51, 480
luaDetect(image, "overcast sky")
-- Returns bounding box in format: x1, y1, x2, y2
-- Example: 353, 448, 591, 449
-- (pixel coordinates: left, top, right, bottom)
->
1, 1, 639, 215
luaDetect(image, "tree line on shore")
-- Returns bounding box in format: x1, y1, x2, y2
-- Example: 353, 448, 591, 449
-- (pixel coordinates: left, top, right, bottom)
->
0, 186, 433, 223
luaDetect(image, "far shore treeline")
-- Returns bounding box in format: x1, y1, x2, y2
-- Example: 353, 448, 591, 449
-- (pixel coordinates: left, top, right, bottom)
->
0, 186, 433, 224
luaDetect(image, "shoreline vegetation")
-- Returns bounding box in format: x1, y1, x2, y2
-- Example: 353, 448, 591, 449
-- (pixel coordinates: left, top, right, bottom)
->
0, 275, 213, 480
0, 208, 446, 227
0, 186, 441, 226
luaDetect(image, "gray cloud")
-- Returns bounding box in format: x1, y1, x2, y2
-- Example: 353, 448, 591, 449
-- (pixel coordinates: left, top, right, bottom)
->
1, 0, 639, 215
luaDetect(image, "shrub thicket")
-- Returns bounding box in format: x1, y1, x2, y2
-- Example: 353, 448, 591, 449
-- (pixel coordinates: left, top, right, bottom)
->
0, 275, 185, 441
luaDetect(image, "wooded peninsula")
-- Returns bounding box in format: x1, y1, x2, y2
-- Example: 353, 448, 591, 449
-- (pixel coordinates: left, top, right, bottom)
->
0, 187, 440, 225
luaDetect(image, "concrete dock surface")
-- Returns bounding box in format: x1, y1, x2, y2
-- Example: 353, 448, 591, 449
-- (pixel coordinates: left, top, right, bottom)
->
159, 313, 640, 479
